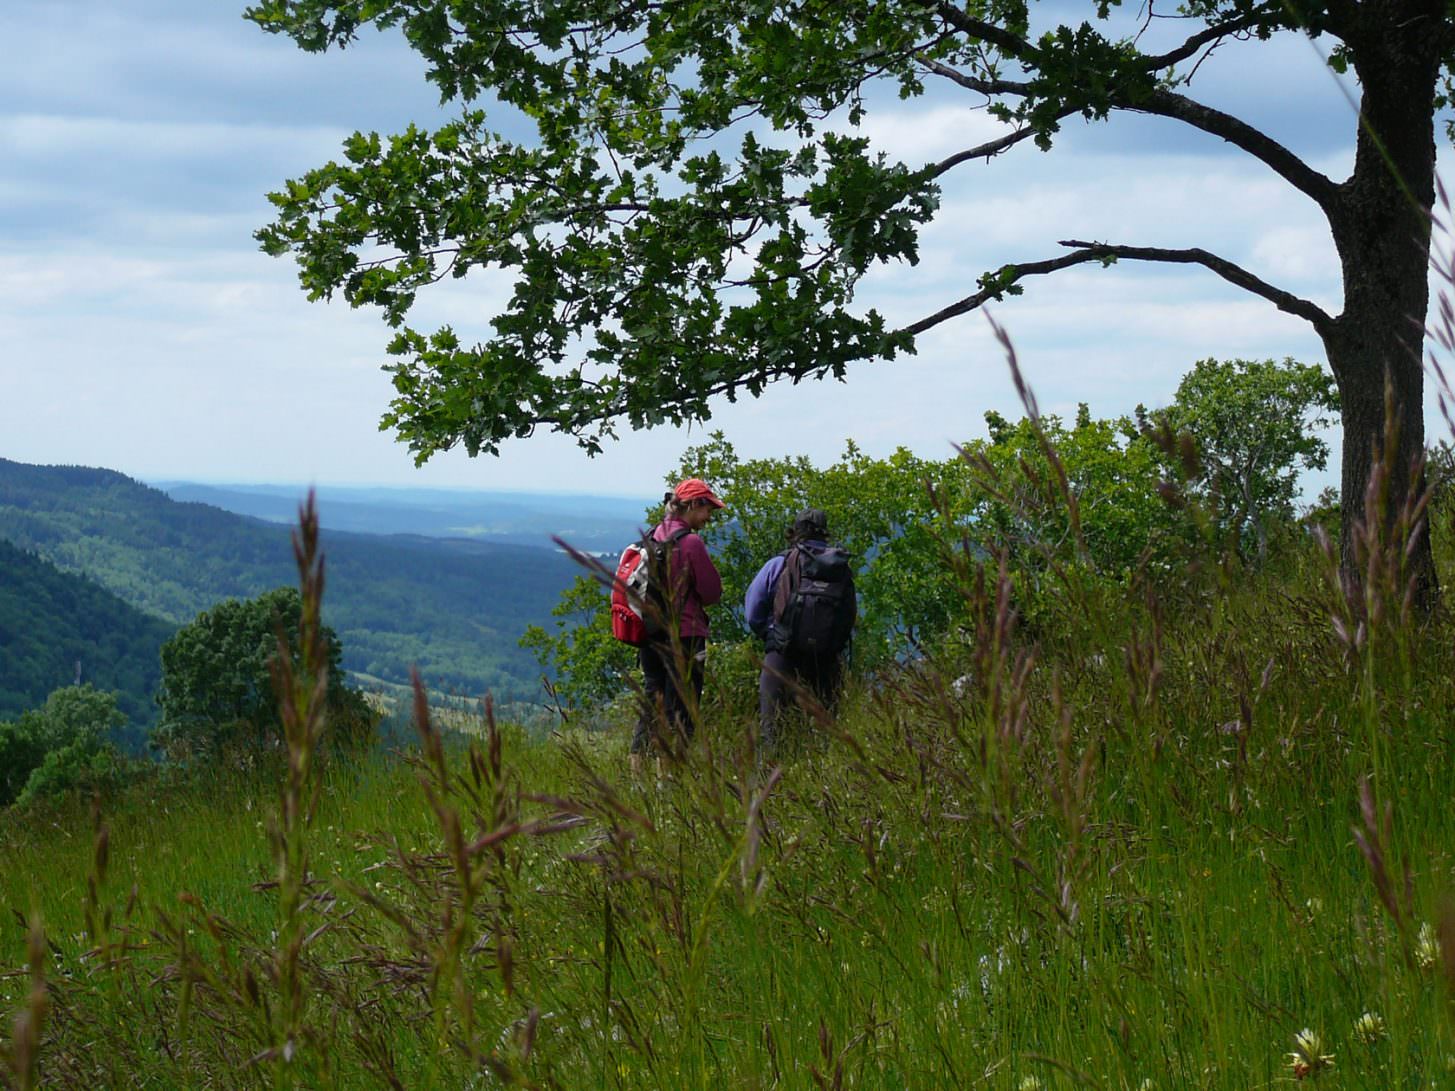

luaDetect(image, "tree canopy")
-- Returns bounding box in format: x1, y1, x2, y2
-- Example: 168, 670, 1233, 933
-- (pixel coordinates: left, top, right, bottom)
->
0, 685, 127, 808
153, 587, 361, 759
0, 535, 172, 736
1152, 357, 1340, 555
249, 0, 1449, 593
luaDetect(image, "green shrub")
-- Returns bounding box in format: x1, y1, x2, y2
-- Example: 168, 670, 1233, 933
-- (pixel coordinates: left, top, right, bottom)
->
15, 739, 124, 807
0, 718, 45, 806
0, 685, 129, 807
153, 587, 375, 760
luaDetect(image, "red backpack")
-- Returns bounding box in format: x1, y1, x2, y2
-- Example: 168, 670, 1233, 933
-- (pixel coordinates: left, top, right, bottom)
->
610, 528, 690, 645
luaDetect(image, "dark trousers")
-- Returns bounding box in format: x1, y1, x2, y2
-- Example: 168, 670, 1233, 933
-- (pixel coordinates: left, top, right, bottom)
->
631, 636, 706, 755
759, 648, 842, 746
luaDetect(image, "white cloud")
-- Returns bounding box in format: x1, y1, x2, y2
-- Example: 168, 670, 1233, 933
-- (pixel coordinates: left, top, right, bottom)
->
1251, 224, 1341, 286
0, 1, 445, 131
852, 104, 1016, 165
1, 113, 346, 163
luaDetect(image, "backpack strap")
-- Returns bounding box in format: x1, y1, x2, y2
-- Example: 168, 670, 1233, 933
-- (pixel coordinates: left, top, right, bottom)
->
640, 525, 691, 548
653, 526, 694, 594
770, 545, 804, 623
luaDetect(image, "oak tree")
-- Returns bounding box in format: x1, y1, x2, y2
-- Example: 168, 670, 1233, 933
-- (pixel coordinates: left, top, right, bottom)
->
248, 0, 1448, 597
1153, 357, 1340, 556
153, 587, 360, 759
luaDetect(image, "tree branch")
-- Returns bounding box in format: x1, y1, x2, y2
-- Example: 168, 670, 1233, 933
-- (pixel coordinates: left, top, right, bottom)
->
928, 114, 1073, 175
1137, 8, 1276, 70
900, 241, 1334, 339
934, 0, 1293, 73
1058, 239, 1335, 331
921, 8, 1340, 209
1128, 89, 1339, 207
917, 64, 1336, 209
918, 59, 1028, 97
901, 250, 1111, 336
933, 2, 1034, 59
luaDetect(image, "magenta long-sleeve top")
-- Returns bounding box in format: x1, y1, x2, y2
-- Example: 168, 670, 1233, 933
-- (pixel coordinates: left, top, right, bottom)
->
653, 516, 722, 638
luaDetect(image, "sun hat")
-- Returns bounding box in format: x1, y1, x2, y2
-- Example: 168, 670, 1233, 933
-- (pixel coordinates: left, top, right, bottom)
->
673, 478, 726, 508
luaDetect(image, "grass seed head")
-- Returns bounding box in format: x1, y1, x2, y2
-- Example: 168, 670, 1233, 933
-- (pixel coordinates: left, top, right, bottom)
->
1416, 921, 1441, 970
1352, 1011, 1385, 1045
1287, 1027, 1334, 1079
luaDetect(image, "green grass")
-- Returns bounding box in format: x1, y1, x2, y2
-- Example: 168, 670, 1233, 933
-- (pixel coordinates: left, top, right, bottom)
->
4, 530, 1455, 1088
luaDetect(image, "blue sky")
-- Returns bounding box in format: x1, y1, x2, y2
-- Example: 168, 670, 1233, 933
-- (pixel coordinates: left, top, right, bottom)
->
0, 0, 1419, 496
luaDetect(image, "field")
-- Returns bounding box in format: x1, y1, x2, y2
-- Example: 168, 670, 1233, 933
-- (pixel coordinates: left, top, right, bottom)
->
3, 518, 1455, 1090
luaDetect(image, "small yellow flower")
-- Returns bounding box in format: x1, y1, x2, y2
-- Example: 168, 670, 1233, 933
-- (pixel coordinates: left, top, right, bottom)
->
1287, 1027, 1334, 1079
1017, 1078, 1044, 1091
1352, 1011, 1385, 1045
1416, 922, 1441, 970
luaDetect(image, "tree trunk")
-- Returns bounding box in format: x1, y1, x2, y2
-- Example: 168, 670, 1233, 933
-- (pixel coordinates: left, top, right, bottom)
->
1323, 0, 1444, 609
1325, 323, 1434, 604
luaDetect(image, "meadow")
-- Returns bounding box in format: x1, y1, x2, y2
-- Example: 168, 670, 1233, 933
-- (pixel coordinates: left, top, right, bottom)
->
2, 482, 1454, 1090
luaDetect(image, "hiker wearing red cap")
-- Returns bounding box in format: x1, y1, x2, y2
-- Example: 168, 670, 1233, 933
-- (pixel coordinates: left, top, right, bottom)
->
630, 478, 725, 767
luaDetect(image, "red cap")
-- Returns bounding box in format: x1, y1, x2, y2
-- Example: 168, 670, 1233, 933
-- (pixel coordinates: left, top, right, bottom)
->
674, 478, 725, 508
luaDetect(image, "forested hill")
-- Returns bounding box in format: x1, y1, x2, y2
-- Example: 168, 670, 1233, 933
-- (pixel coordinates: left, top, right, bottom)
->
0, 458, 583, 702
0, 537, 173, 733
158, 482, 642, 552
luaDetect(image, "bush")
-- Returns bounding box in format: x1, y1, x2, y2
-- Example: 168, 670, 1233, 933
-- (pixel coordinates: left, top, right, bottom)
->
0, 718, 45, 805
15, 740, 124, 807
153, 587, 376, 761
0, 684, 129, 807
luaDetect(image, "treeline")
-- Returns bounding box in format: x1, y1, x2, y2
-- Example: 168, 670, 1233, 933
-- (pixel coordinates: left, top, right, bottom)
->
0, 459, 580, 701
161, 482, 641, 553
0, 538, 173, 744
526, 358, 1343, 707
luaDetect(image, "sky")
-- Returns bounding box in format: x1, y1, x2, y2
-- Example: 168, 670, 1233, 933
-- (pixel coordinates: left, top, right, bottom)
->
1, 0, 1439, 498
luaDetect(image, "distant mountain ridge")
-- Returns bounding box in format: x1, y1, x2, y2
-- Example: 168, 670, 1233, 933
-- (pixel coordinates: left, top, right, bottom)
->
0, 458, 586, 703
155, 482, 646, 552
0, 536, 172, 743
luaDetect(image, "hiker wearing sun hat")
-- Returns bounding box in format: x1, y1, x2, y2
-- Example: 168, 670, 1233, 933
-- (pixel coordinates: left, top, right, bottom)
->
629, 478, 725, 768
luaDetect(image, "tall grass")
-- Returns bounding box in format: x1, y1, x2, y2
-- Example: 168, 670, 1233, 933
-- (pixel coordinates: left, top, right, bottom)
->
5, 445, 1455, 1088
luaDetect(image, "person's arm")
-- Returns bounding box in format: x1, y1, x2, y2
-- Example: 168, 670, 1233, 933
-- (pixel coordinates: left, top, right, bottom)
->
744, 556, 784, 638
682, 534, 723, 606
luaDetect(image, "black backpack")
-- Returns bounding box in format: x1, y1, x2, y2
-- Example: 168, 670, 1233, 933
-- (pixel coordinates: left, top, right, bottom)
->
769, 544, 856, 657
